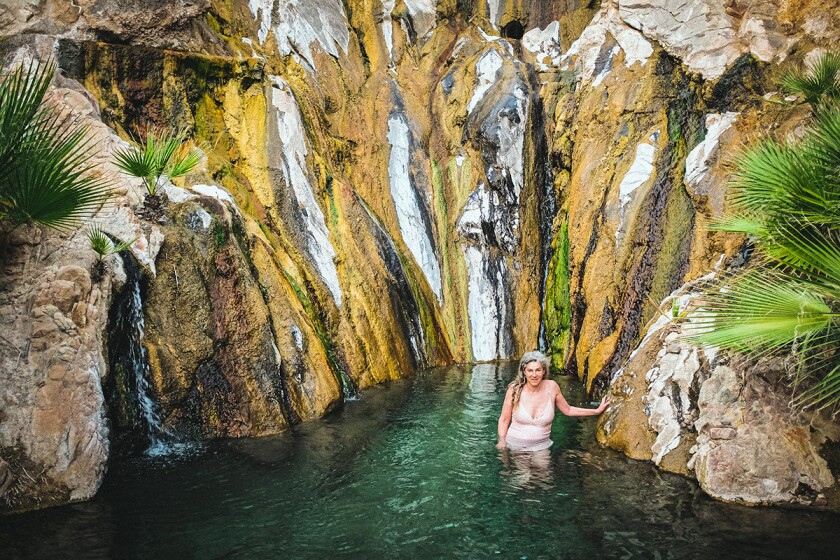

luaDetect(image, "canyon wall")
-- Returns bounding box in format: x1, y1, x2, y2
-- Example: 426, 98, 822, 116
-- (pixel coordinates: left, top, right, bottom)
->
1, 0, 839, 510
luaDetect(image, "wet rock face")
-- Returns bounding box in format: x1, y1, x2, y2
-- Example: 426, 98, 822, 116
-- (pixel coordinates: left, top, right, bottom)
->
141, 202, 312, 438
598, 287, 837, 505
3, 0, 840, 513
0, 41, 171, 512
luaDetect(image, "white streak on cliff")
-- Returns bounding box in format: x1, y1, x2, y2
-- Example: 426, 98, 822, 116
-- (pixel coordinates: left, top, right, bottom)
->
619, 140, 656, 207
592, 45, 621, 87
247, 0, 350, 69
616, 133, 658, 244
467, 49, 504, 114
457, 183, 512, 361
487, 0, 502, 28
386, 113, 443, 301
271, 76, 342, 306
381, 0, 438, 62
522, 22, 562, 70
496, 86, 528, 200
562, 4, 652, 82
381, 0, 395, 62
685, 112, 738, 189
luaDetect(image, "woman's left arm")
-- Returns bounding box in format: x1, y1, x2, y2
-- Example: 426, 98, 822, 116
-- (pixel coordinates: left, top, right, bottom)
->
553, 382, 609, 417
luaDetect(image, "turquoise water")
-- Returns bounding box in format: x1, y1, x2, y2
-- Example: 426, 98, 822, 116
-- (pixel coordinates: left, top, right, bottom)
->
3, 362, 840, 559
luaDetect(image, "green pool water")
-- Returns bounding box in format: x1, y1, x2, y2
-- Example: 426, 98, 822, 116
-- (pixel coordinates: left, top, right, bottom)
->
3, 363, 840, 559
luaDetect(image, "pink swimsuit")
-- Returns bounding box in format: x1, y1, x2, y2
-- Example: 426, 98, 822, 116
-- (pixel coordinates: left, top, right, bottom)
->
505, 396, 555, 451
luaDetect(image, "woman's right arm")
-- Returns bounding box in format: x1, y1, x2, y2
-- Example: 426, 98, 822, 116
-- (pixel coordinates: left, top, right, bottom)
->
497, 386, 514, 449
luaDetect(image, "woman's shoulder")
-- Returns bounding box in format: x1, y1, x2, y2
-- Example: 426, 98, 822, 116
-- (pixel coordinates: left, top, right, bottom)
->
543, 379, 560, 393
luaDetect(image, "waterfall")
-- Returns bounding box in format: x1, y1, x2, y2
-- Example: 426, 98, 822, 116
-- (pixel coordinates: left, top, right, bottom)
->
127, 280, 166, 452
108, 255, 176, 457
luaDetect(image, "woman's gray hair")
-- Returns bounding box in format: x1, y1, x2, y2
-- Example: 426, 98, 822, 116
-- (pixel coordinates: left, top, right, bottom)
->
508, 350, 550, 408
519, 351, 549, 376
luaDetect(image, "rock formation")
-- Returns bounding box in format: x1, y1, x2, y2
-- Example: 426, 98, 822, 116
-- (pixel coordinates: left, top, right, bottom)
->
1, 0, 839, 511
598, 280, 839, 505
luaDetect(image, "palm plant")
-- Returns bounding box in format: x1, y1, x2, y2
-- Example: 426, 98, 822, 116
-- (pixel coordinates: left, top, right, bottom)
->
0, 60, 111, 235
781, 51, 840, 107
88, 224, 135, 281
113, 129, 204, 217
690, 56, 840, 410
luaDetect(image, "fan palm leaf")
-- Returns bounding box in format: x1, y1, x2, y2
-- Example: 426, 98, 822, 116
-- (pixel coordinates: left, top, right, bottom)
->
809, 101, 840, 176
114, 129, 204, 196
0, 59, 111, 232
0, 60, 53, 180
88, 224, 113, 259
781, 51, 840, 106
692, 56, 840, 409
168, 144, 204, 179
729, 141, 828, 218
87, 224, 135, 260
690, 270, 834, 355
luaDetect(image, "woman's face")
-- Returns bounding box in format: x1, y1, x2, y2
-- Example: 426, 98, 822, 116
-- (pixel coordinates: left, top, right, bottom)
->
523, 361, 545, 386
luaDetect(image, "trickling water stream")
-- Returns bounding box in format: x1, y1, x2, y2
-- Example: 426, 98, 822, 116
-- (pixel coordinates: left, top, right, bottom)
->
106, 255, 174, 456
4, 363, 840, 558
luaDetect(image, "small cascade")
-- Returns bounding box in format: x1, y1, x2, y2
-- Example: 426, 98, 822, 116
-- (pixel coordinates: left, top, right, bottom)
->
107, 254, 177, 457
338, 368, 359, 402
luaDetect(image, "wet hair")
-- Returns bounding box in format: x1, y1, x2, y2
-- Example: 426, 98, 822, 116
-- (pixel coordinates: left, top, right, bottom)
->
508, 350, 550, 408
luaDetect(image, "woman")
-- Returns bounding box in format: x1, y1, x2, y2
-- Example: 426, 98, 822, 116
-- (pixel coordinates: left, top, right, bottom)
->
496, 351, 609, 451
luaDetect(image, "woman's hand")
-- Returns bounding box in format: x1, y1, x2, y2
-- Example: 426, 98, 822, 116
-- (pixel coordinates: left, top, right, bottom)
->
596, 395, 611, 413
496, 440, 506, 450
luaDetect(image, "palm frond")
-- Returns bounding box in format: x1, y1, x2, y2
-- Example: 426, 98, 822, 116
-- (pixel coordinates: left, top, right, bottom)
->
809, 102, 840, 183
708, 215, 767, 236
114, 129, 203, 196
781, 51, 840, 106
112, 236, 137, 253
167, 145, 204, 179
793, 361, 840, 411
762, 221, 840, 288
113, 143, 157, 193
0, 60, 112, 231
0, 60, 54, 180
689, 270, 834, 356
88, 224, 114, 258
729, 140, 828, 217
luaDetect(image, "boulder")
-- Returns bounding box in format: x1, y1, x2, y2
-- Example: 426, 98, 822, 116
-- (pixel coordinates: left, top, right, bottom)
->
599, 283, 838, 505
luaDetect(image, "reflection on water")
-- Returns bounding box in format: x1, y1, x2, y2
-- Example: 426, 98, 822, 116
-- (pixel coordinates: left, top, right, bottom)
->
2, 363, 840, 559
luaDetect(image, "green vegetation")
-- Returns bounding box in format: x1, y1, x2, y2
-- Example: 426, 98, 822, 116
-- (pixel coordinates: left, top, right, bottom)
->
0, 60, 111, 236
691, 52, 840, 410
781, 51, 840, 107
544, 221, 571, 370
113, 129, 204, 215
87, 224, 135, 281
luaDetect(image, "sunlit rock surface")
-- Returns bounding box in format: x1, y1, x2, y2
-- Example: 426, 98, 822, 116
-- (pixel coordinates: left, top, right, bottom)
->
2, 0, 840, 511
598, 283, 837, 505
